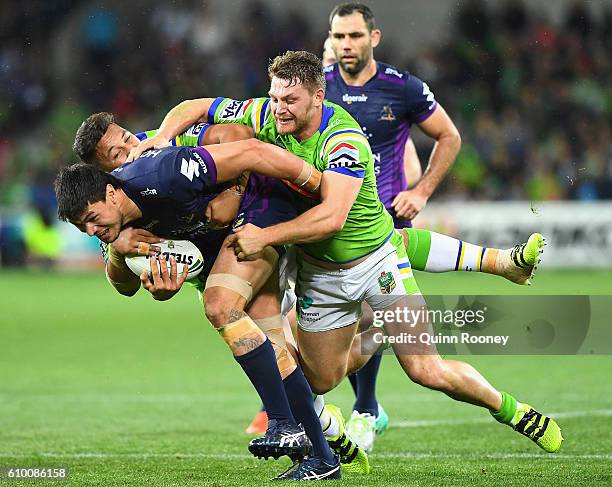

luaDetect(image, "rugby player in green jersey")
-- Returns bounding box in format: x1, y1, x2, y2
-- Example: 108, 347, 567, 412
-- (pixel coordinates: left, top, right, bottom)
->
73, 114, 362, 480
129, 51, 563, 464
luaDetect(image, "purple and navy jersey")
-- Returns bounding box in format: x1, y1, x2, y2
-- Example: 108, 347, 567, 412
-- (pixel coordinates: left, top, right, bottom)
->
324, 62, 437, 227
111, 146, 224, 249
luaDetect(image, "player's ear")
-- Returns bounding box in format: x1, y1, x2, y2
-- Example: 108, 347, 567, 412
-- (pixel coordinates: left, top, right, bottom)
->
371, 29, 381, 48
314, 87, 325, 106
106, 184, 117, 205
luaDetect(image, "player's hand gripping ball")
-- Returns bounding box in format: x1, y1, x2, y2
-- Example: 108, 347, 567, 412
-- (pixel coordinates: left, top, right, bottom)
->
125, 239, 204, 280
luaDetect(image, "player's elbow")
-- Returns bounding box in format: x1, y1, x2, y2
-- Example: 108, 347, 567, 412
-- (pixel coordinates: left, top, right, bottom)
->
241, 138, 266, 162
112, 281, 140, 297
445, 128, 461, 154
117, 286, 139, 297
219, 124, 254, 143
325, 212, 348, 236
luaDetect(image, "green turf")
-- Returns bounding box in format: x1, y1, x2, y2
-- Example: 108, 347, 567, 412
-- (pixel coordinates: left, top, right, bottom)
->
1, 269, 611, 485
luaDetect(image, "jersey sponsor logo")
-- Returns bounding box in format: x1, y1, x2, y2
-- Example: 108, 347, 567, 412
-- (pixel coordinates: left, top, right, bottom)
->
342, 93, 368, 104
384, 67, 404, 79
373, 153, 381, 176
140, 187, 157, 196
140, 149, 162, 159
180, 158, 201, 181
327, 141, 359, 169
378, 271, 396, 294
297, 296, 313, 310
379, 104, 396, 121
191, 150, 209, 172
327, 119, 342, 130
186, 123, 207, 136
146, 251, 194, 266
220, 99, 253, 120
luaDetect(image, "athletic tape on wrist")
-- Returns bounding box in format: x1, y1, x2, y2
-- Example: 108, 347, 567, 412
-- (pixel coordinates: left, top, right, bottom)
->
293, 163, 313, 188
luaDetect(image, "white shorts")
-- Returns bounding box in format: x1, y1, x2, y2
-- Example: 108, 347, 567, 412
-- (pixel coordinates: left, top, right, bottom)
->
295, 231, 419, 332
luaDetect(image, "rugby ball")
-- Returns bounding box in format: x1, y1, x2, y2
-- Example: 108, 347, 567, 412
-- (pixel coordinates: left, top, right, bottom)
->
125, 239, 204, 281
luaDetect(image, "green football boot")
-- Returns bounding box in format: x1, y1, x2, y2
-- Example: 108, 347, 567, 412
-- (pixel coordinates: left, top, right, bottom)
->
325, 404, 371, 475
375, 403, 389, 436
498, 232, 546, 285
513, 403, 563, 452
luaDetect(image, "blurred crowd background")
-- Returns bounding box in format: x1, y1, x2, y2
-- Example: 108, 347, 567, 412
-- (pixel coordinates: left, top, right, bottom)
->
0, 0, 610, 266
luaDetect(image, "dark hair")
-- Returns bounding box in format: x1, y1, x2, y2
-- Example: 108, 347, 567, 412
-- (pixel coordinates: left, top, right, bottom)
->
268, 50, 325, 93
73, 112, 115, 164
329, 3, 376, 32
55, 163, 123, 221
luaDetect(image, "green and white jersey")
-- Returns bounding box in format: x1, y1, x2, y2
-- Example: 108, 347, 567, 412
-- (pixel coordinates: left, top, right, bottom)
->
135, 122, 211, 147
207, 97, 394, 263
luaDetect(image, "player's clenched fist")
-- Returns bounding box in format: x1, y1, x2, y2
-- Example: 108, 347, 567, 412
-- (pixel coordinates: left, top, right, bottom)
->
227, 223, 268, 261
392, 189, 428, 220
140, 254, 189, 301
127, 134, 171, 162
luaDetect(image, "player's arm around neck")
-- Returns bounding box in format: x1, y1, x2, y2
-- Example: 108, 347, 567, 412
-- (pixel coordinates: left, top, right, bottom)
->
127, 98, 216, 161
266, 171, 361, 246
413, 104, 461, 198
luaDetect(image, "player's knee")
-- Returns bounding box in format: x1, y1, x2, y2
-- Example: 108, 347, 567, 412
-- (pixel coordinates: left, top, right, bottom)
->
203, 288, 244, 328
305, 367, 344, 395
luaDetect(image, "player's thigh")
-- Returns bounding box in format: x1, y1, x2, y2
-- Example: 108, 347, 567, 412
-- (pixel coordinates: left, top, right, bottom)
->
358, 301, 374, 333
297, 323, 358, 394
246, 270, 281, 320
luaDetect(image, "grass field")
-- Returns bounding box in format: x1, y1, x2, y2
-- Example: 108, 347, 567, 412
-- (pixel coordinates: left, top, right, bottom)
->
1, 269, 611, 485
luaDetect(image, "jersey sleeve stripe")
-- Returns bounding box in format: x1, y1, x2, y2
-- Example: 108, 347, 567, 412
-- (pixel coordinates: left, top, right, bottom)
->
197, 124, 211, 146
321, 129, 368, 158
413, 101, 437, 123
207, 97, 224, 123
135, 132, 148, 141
171, 137, 178, 146
259, 99, 270, 133
326, 167, 365, 178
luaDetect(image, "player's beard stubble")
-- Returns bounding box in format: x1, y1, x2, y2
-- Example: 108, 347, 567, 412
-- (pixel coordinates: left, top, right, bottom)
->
336, 45, 372, 75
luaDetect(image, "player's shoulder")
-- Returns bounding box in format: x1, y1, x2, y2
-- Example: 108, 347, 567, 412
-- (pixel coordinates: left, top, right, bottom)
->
321, 101, 362, 133
375, 62, 413, 86
323, 63, 340, 82
113, 147, 180, 184
319, 102, 369, 154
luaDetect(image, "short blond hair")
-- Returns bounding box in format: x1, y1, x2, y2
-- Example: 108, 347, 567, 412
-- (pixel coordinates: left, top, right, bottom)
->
268, 50, 325, 93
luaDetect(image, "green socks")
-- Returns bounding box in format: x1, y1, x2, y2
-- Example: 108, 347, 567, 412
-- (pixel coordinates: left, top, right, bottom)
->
491, 391, 518, 425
